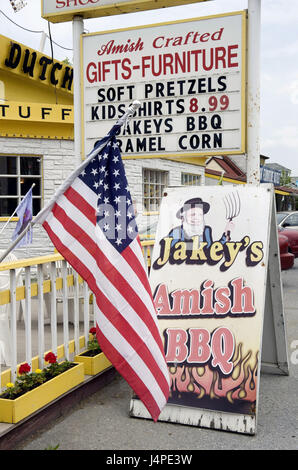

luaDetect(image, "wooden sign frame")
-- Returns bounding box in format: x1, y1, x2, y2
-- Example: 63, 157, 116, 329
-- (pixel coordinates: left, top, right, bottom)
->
130, 184, 289, 435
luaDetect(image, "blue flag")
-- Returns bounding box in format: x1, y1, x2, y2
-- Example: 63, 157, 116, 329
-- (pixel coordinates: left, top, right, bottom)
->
12, 187, 33, 247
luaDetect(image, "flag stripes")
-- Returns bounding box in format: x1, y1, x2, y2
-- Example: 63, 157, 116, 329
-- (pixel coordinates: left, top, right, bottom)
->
43, 217, 168, 418
96, 325, 166, 420
42, 173, 169, 420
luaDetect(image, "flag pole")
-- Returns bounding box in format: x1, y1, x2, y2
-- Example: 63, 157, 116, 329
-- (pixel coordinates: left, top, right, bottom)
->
0, 221, 34, 263
0, 101, 141, 264
0, 183, 35, 237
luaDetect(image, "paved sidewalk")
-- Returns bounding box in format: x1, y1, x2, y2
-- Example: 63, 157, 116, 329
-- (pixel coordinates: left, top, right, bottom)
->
13, 261, 298, 451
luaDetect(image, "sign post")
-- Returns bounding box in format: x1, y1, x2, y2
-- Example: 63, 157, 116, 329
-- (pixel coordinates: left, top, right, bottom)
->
247, 0, 261, 184
73, 15, 84, 166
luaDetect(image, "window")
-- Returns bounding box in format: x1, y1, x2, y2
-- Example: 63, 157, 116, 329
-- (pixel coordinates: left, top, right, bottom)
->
181, 173, 201, 186
143, 168, 168, 211
0, 155, 42, 217
283, 213, 298, 227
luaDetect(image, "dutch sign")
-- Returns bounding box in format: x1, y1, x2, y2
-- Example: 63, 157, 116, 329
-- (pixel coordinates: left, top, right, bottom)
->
0, 35, 73, 92
42, 0, 211, 23
130, 185, 288, 434
81, 11, 246, 158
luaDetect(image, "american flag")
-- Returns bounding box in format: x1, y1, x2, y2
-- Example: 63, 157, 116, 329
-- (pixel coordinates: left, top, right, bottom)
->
35, 123, 170, 422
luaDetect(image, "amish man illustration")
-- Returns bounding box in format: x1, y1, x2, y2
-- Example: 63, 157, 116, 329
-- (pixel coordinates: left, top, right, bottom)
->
168, 197, 234, 247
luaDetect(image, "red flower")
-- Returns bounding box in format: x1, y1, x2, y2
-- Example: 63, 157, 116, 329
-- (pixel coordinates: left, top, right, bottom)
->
89, 327, 97, 335
45, 352, 57, 364
19, 363, 31, 374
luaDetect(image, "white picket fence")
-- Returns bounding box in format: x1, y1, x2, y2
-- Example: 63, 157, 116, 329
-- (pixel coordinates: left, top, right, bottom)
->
0, 240, 154, 389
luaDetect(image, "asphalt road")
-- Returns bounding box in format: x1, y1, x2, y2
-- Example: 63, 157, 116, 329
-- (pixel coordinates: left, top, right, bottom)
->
15, 260, 298, 451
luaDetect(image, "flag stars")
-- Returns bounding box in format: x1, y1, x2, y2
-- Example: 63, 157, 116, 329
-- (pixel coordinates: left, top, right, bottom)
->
79, 136, 137, 253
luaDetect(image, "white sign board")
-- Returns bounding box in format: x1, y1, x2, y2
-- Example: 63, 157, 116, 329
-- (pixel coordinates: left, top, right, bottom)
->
130, 185, 288, 434
42, 0, 210, 23
82, 12, 246, 157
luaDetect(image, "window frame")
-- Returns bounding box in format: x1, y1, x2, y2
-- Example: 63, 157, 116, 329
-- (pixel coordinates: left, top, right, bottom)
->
0, 154, 43, 220
181, 172, 201, 186
142, 168, 168, 212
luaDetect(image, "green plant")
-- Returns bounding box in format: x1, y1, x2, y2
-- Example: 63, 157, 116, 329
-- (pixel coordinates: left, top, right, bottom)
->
280, 169, 292, 186
17, 368, 47, 393
44, 352, 73, 379
3, 382, 21, 400
44, 444, 60, 450
0, 354, 76, 400
87, 327, 102, 355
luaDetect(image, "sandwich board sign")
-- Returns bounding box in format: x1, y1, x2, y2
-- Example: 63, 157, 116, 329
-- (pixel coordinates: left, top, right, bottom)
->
130, 184, 289, 435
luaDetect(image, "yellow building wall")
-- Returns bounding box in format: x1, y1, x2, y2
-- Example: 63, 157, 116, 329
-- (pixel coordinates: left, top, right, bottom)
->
0, 34, 73, 140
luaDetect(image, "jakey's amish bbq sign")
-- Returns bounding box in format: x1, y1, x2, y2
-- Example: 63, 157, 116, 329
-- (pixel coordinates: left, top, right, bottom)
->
82, 12, 246, 157
130, 185, 285, 435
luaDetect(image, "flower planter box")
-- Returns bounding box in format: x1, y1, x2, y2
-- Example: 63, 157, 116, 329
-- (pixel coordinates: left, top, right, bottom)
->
74, 351, 112, 376
0, 362, 84, 424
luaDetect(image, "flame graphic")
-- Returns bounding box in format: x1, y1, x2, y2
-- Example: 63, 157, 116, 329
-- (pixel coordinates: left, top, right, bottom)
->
169, 343, 258, 411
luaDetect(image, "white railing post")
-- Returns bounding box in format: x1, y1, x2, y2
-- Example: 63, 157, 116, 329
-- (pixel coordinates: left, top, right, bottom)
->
37, 264, 45, 369
62, 260, 70, 361
73, 271, 80, 354
50, 261, 58, 355
83, 281, 89, 350
9, 269, 18, 382
24, 266, 32, 368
